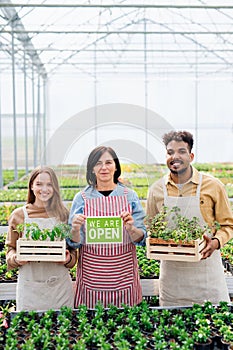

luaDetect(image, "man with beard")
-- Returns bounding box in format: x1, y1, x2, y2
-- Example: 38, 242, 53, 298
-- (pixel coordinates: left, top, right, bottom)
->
146, 130, 233, 306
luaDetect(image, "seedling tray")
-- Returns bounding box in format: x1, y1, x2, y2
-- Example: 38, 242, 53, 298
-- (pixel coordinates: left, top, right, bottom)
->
16, 238, 66, 262
146, 237, 206, 262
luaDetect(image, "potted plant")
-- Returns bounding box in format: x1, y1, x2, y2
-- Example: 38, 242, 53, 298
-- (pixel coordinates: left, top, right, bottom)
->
219, 325, 233, 349
192, 326, 213, 350
139, 311, 153, 334
150, 326, 167, 349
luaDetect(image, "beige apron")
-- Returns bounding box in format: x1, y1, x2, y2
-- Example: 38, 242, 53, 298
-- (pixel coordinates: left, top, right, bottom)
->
16, 206, 74, 311
159, 174, 229, 306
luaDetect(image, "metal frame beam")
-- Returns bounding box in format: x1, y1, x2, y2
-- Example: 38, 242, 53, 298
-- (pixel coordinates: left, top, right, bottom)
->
1, 3, 233, 9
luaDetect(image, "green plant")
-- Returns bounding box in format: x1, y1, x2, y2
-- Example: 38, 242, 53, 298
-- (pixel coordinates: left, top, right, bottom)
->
114, 338, 131, 350
0, 204, 21, 225
76, 306, 89, 333
16, 222, 71, 241
171, 314, 185, 329
218, 300, 231, 312
82, 327, 107, 348
21, 338, 36, 350
139, 311, 153, 332
220, 325, 233, 344
146, 206, 212, 242
4, 329, 18, 349
72, 338, 87, 350
137, 246, 160, 278
151, 326, 167, 349
55, 334, 70, 349
203, 300, 216, 315
192, 326, 211, 344
135, 336, 149, 350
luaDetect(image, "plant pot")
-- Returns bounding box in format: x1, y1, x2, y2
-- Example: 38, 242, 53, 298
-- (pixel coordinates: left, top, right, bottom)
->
211, 331, 222, 348
194, 338, 213, 350
220, 339, 231, 350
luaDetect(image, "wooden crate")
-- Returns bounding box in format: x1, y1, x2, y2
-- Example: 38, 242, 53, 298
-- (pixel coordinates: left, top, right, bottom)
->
16, 239, 66, 262
146, 237, 206, 262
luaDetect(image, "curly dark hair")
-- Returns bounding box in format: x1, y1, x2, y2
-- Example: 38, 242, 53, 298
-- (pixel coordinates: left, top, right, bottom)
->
86, 146, 121, 186
162, 131, 194, 153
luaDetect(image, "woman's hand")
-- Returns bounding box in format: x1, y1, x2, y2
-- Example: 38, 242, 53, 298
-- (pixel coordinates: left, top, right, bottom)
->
58, 249, 72, 266
71, 214, 86, 242
72, 214, 86, 231
121, 211, 144, 243
121, 211, 134, 233
14, 254, 27, 266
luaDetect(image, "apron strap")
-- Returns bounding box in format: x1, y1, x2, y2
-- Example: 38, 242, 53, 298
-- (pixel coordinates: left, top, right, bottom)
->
81, 191, 87, 200
22, 205, 29, 219
162, 173, 203, 198
123, 186, 128, 196
81, 185, 129, 199
162, 176, 168, 196
196, 173, 202, 198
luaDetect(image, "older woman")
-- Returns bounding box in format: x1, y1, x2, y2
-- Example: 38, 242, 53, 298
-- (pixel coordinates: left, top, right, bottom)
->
67, 146, 147, 308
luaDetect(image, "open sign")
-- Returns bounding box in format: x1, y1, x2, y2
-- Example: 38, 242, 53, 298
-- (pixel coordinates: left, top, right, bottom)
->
86, 216, 123, 244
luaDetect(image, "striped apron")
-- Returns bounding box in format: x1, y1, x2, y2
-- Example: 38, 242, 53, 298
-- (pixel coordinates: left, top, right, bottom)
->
74, 189, 142, 308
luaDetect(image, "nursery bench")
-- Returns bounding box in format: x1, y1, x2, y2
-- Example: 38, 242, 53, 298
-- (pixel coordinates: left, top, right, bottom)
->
1, 277, 232, 301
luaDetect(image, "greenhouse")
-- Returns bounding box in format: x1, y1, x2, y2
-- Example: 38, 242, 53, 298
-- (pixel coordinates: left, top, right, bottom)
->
0, 1, 233, 349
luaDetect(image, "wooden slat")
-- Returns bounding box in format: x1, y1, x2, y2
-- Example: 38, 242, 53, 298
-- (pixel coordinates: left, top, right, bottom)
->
146, 237, 205, 262
16, 239, 66, 262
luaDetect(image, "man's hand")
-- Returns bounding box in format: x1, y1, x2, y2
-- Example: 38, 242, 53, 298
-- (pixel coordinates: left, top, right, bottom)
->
201, 234, 219, 259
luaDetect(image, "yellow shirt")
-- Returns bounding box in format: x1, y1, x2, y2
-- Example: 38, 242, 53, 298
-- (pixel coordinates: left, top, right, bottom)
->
146, 166, 233, 247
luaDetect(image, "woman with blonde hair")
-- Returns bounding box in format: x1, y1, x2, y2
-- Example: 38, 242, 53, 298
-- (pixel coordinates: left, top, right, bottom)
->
6, 166, 77, 311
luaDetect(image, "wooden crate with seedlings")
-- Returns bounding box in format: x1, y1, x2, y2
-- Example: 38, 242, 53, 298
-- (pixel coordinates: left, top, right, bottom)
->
16, 238, 66, 262
146, 237, 206, 262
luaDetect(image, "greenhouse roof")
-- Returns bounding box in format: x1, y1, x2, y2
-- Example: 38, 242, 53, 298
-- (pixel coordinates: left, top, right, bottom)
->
1, 0, 233, 80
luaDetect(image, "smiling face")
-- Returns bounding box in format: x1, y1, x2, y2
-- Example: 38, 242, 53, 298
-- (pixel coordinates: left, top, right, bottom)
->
93, 151, 116, 186
31, 172, 54, 206
166, 140, 194, 178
